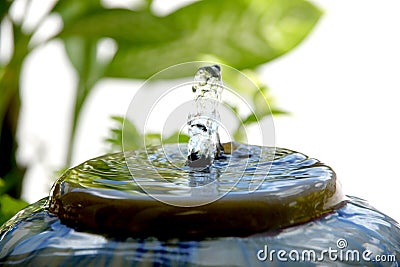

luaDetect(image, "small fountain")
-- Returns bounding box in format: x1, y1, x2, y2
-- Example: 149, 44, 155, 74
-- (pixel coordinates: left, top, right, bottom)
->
0, 64, 399, 266
187, 64, 224, 168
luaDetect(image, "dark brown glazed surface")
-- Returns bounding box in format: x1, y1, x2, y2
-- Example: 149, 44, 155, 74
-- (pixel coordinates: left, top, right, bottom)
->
49, 143, 346, 239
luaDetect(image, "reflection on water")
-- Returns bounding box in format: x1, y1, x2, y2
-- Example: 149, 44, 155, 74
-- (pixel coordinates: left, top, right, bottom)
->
1, 197, 399, 266
0, 143, 399, 266
43, 143, 345, 238
54, 143, 336, 198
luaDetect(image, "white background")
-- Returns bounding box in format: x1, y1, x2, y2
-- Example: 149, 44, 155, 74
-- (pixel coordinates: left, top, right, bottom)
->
7, 0, 399, 222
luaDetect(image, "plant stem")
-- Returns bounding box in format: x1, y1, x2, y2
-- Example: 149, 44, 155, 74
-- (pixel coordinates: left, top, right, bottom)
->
65, 79, 87, 167
0, 23, 30, 198
64, 40, 99, 166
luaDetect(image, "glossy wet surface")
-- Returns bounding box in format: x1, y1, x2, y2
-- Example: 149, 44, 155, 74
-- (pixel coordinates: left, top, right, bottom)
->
48, 143, 340, 199
0, 144, 399, 266
47, 143, 344, 238
1, 197, 399, 266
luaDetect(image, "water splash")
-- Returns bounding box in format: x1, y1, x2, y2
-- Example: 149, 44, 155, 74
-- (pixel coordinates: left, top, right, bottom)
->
187, 65, 224, 168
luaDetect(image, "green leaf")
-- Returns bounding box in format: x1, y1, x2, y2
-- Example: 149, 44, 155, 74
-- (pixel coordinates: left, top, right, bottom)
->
0, 194, 28, 225
63, 36, 106, 166
0, 0, 12, 23
0, 178, 6, 192
105, 0, 322, 79
106, 116, 190, 151
163, 131, 189, 144
107, 116, 143, 151
144, 133, 161, 147
53, 0, 315, 152
64, 37, 98, 83
52, 0, 103, 25
63, 36, 112, 92
58, 9, 181, 45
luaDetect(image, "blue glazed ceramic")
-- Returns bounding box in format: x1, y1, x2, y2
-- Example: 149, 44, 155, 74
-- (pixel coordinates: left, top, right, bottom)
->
1, 144, 399, 266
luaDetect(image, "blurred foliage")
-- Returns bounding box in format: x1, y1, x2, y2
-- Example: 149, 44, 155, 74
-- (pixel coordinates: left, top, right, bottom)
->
0, 0, 321, 224
106, 116, 189, 151
0, 178, 28, 225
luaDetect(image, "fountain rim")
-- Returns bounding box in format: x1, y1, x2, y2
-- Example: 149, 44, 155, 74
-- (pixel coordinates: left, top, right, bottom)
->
47, 143, 347, 240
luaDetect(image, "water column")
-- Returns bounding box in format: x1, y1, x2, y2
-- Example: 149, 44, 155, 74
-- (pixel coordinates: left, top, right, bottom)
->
187, 65, 224, 169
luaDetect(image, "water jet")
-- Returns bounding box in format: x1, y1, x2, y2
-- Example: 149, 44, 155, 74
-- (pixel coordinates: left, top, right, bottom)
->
0, 64, 398, 266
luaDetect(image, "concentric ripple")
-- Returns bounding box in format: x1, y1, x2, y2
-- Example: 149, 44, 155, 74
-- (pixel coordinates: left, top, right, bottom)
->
47, 143, 345, 239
